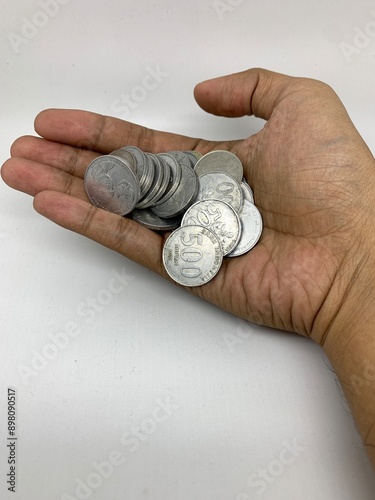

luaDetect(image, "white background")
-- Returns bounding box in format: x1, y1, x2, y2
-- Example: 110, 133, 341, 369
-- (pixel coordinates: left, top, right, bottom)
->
1, 1, 375, 499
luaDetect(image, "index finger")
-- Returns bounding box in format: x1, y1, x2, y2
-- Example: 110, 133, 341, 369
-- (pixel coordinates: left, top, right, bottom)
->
34, 109, 204, 154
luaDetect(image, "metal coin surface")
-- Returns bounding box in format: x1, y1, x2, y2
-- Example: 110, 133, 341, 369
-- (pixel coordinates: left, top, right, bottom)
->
112, 147, 155, 202
110, 148, 137, 173
129, 209, 181, 231
227, 200, 263, 257
84, 155, 140, 215
241, 179, 255, 204
196, 171, 243, 213
138, 153, 154, 199
183, 151, 202, 168
149, 155, 172, 205
151, 164, 199, 218
181, 200, 241, 256
153, 153, 182, 205
136, 154, 166, 209
120, 146, 149, 187
167, 151, 192, 169
162, 225, 223, 286
194, 150, 243, 182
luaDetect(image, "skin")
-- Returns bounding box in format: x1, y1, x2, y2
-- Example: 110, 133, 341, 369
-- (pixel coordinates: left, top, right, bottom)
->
2, 68, 375, 468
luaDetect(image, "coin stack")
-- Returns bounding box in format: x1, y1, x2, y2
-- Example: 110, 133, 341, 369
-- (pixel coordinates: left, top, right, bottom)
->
84, 147, 263, 287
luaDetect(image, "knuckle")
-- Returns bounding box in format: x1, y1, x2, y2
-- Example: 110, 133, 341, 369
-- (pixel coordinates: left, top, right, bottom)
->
62, 171, 75, 195
81, 204, 98, 235
110, 216, 141, 252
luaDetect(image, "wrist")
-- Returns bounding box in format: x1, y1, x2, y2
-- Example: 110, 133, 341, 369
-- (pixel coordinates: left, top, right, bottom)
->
319, 232, 375, 468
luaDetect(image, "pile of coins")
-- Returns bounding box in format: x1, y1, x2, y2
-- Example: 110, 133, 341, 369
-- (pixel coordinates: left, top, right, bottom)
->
84, 147, 263, 287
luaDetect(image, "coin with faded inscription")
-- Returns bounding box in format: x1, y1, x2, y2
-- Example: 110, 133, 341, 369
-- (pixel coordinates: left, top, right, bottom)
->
194, 150, 243, 182
129, 209, 182, 231
84, 155, 140, 215
227, 200, 263, 257
162, 225, 223, 286
151, 164, 199, 218
181, 200, 241, 255
183, 151, 202, 168
196, 171, 243, 213
167, 150, 192, 169
110, 148, 137, 173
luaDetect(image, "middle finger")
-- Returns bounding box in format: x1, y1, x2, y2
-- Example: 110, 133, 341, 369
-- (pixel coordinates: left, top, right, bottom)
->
2, 156, 88, 200
11, 135, 99, 179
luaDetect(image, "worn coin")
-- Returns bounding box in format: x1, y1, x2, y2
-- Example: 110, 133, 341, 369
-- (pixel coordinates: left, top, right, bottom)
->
110, 148, 137, 172
196, 171, 243, 213
153, 153, 183, 205
151, 164, 199, 218
194, 150, 243, 182
181, 200, 241, 256
136, 154, 167, 209
137, 153, 154, 199
241, 179, 255, 204
120, 146, 150, 188
149, 154, 172, 205
167, 150, 192, 169
183, 151, 202, 168
84, 155, 140, 215
129, 209, 182, 231
227, 200, 263, 257
162, 225, 223, 286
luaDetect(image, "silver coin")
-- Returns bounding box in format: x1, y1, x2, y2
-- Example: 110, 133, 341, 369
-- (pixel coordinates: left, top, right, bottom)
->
151, 164, 199, 218
148, 154, 172, 205
227, 200, 263, 257
181, 200, 241, 256
153, 153, 182, 205
138, 153, 154, 199
136, 154, 167, 209
162, 225, 223, 286
112, 147, 153, 201
110, 148, 137, 174
196, 171, 243, 213
167, 150, 192, 169
182, 151, 202, 168
84, 155, 140, 215
194, 150, 243, 182
241, 179, 254, 204
119, 146, 149, 187
129, 209, 181, 231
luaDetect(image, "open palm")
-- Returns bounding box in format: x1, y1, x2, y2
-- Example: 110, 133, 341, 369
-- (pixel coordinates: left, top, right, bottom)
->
3, 69, 374, 344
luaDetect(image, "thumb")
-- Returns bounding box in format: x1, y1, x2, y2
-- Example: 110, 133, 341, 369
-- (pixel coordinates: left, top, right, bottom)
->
194, 68, 294, 121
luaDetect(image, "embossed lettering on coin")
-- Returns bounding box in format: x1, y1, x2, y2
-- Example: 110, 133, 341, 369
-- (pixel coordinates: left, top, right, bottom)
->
196, 171, 243, 213
162, 225, 223, 286
181, 200, 241, 255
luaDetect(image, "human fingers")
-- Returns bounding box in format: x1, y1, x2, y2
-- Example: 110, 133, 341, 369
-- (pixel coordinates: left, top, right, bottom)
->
34, 109, 206, 153
32, 189, 270, 321
33, 190, 170, 277
1, 157, 87, 200
10, 135, 99, 178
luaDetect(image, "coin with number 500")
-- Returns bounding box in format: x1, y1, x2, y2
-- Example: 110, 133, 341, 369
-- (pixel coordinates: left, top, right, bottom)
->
162, 225, 223, 287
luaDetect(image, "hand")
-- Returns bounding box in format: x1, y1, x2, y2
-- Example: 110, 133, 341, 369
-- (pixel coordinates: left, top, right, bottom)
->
2, 69, 375, 348
3, 68, 375, 466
